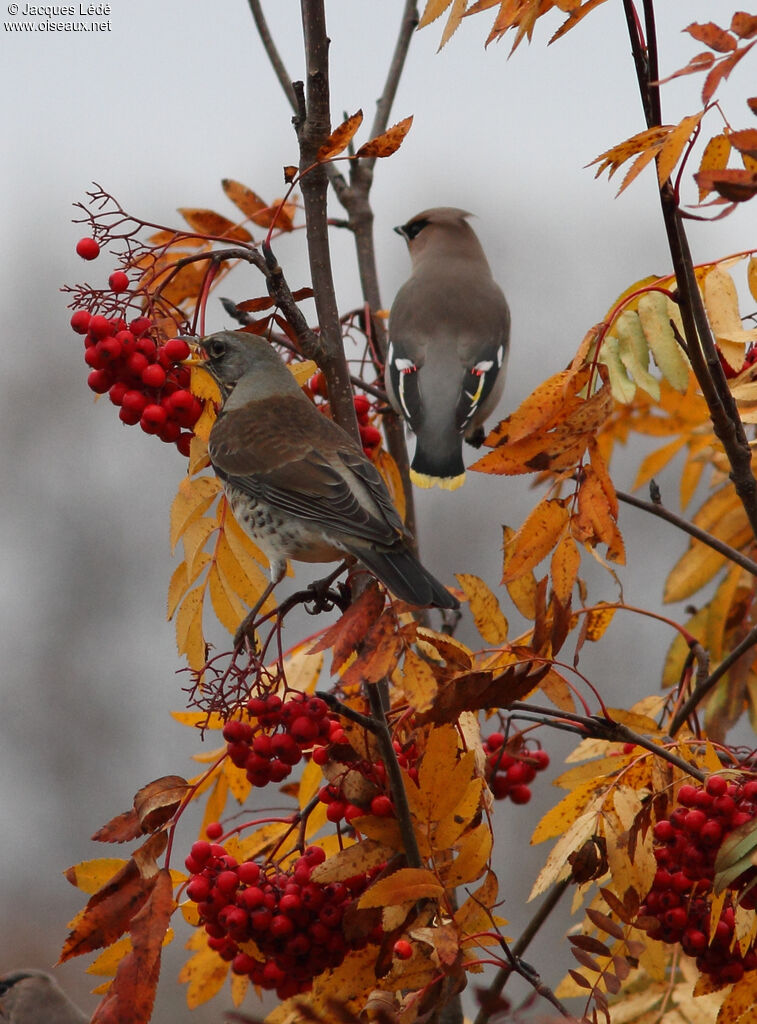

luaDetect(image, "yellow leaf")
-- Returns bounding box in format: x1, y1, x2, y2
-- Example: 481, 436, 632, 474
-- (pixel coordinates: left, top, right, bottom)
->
175, 586, 206, 668
170, 476, 221, 550
181, 516, 217, 579
502, 526, 537, 619
418, 0, 453, 29
583, 603, 617, 642
698, 133, 732, 200
633, 436, 688, 491
538, 667, 576, 711
664, 510, 751, 603
748, 256, 757, 304
178, 207, 252, 243
215, 529, 271, 611
85, 936, 132, 976
65, 858, 127, 894
530, 802, 601, 899
310, 839, 393, 883
532, 778, 607, 844
455, 573, 509, 644
502, 498, 569, 581
208, 563, 246, 635
598, 335, 637, 403
638, 291, 691, 391
438, 0, 468, 49
222, 757, 251, 806
167, 561, 189, 621
357, 868, 444, 908
178, 938, 229, 1009
442, 821, 492, 888
434, 778, 483, 849
704, 266, 757, 370
656, 112, 704, 185
454, 870, 499, 937
550, 536, 580, 605
399, 648, 439, 713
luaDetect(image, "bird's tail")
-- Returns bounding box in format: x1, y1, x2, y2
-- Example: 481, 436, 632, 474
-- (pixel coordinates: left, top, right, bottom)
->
410, 433, 466, 491
357, 547, 459, 610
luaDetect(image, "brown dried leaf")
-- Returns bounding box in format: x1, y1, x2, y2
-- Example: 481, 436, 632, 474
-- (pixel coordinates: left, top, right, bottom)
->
340, 612, 402, 686
311, 581, 386, 672
133, 776, 190, 834
59, 861, 153, 963
695, 167, 757, 202
220, 180, 279, 228
502, 498, 569, 581
685, 21, 737, 52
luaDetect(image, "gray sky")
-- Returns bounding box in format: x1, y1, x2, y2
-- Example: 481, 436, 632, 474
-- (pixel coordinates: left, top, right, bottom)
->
1, 2, 752, 1020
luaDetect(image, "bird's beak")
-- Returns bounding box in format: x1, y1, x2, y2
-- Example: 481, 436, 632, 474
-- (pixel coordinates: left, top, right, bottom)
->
394, 225, 406, 238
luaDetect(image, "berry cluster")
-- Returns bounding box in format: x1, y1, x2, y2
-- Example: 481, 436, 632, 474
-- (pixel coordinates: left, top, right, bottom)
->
71, 309, 200, 454
308, 372, 381, 457
640, 774, 757, 984
185, 841, 381, 998
484, 733, 550, 804
224, 693, 343, 789
315, 737, 419, 825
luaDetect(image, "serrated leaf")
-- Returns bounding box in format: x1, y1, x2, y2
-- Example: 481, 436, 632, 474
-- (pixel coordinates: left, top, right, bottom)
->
698, 133, 732, 200
221, 180, 278, 228
656, 112, 704, 186
310, 839, 393, 883
399, 648, 439, 713
355, 116, 413, 159
170, 476, 221, 550
317, 110, 363, 161
442, 821, 492, 887
502, 498, 569, 581
177, 207, 252, 243
175, 587, 206, 669
455, 573, 508, 644
357, 868, 443, 908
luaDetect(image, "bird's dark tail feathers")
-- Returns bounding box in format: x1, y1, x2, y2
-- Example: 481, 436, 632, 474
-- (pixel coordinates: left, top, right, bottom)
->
357, 548, 459, 610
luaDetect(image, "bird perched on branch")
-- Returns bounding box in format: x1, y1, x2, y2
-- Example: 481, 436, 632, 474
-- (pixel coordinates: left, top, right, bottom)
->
197, 332, 459, 634
0, 970, 88, 1024
387, 207, 510, 490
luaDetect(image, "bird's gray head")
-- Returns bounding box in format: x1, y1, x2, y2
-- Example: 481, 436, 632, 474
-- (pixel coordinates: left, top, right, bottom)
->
198, 331, 297, 403
395, 207, 473, 241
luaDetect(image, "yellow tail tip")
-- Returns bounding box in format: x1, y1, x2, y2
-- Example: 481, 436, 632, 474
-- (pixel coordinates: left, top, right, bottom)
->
410, 469, 466, 491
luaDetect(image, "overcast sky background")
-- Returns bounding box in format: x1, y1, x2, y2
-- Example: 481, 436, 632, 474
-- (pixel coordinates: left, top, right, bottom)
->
1, 2, 753, 1021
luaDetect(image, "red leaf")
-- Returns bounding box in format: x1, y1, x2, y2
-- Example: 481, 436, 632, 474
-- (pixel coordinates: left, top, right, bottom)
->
694, 167, 757, 201
685, 21, 737, 52
309, 580, 386, 672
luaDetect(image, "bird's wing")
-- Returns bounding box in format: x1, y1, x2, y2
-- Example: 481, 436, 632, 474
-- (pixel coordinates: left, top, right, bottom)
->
209, 395, 408, 548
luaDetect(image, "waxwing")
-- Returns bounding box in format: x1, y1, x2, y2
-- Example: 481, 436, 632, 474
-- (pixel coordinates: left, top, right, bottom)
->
0, 970, 88, 1024
198, 332, 459, 621
386, 207, 510, 490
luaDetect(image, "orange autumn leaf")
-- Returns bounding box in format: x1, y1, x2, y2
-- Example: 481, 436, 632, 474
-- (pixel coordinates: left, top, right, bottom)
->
502, 498, 570, 581
177, 208, 252, 242
91, 869, 174, 1024
317, 109, 364, 161
455, 573, 509, 644
697, 133, 732, 200
357, 868, 444, 908
221, 180, 279, 228
355, 116, 413, 159
550, 536, 581, 605
340, 612, 403, 686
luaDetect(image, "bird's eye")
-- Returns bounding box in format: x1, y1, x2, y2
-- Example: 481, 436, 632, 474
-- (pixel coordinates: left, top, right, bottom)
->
404, 219, 428, 241
207, 339, 226, 360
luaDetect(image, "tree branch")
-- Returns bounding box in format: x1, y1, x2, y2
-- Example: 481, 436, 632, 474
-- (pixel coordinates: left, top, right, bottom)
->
669, 623, 757, 736
246, 0, 298, 110
472, 878, 571, 1024
617, 489, 757, 577
295, 2, 361, 444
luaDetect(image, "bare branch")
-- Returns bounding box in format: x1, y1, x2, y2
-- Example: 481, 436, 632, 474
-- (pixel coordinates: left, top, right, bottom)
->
617, 489, 757, 577
246, 0, 298, 110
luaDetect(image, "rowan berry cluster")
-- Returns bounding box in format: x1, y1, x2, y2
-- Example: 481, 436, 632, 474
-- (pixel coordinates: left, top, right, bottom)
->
71, 308, 200, 454
308, 372, 382, 457
185, 841, 381, 998
315, 737, 419, 825
484, 733, 550, 804
224, 693, 343, 789
640, 773, 757, 984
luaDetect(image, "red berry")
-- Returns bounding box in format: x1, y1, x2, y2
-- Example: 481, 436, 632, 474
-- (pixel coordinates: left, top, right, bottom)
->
509, 784, 532, 805
164, 337, 191, 362
206, 822, 223, 840
87, 369, 111, 393
683, 809, 707, 833
353, 394, 371, 419
371, 795, 394, 817
308, 371, 328, 398
108, 270, 129, 292
677, 785, 699, 807
159, 420, 182, 444
393, 940, 412, 960
76, 237, 100, 260
126, 352, 149, 377
359, 424, 382, 450
531, 749, 550, 770
141, 363, 166, 389
121, 390, 148, 416
289, 715, 318, 745
108, 381, 129, 406
119, 406, 141, 426
88, 315, 112, 339
190, 840, 211, 864
706, 775, 728, 797
96, 336, 122, 362
71, 310, 91, 334
491, 775, 510, 800
186, 877, 211, 902
486, 733, 506, 751
176, 432, 193, 457
129, 316, 152, 337
140, 404, 168, 434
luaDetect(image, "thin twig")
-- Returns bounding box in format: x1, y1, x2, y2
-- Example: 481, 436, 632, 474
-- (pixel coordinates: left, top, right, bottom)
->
246, 0, 298, 109
617, 489, 757, 577
669, 623, 757, 736
473, 878, 571, 1024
